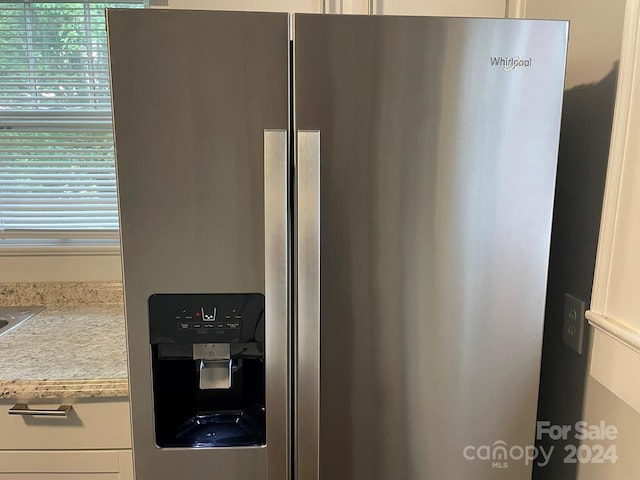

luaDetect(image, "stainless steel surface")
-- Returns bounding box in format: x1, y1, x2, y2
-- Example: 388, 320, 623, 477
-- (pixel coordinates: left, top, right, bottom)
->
295, 14, 567, 480
192, 343, 231, 361
0, 306, 45, 338
108, 9, 288, 480
9, 403, 72, 417
264, 129, 291, 480
295, 130, 321, 480
195, 344, 232, 389
198, 360, 232, 390
111, 10, 567, 480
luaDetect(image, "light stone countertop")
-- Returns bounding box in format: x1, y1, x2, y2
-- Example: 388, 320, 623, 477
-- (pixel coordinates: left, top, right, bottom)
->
0, 283, 129, 399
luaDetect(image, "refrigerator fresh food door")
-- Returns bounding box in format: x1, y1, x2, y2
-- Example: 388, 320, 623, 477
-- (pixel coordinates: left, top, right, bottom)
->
108, 10, 289, 480
295, 14, 567, 480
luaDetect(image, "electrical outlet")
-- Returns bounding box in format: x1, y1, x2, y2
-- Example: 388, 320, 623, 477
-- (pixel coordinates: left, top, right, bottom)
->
562, 293, 585, 354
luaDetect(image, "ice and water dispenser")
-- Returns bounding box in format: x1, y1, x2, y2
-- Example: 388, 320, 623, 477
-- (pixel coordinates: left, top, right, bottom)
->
149, 293, 266, 448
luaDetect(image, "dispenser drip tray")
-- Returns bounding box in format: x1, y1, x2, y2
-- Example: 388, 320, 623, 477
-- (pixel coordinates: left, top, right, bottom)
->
173, 411, 265, 447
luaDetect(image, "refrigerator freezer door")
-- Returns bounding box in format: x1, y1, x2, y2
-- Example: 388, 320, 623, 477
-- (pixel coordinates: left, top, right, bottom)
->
295, 14, 567, 480
108, 9, 289, 480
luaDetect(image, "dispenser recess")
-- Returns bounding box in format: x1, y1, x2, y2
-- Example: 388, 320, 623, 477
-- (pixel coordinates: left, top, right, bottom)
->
148, 293, 265, 448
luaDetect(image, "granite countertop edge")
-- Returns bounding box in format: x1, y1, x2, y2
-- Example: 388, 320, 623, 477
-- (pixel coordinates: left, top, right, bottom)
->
0, 378, 129, 400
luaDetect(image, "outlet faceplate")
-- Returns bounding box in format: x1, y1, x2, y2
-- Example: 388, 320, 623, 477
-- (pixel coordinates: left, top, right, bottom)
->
562, 293, 585, 354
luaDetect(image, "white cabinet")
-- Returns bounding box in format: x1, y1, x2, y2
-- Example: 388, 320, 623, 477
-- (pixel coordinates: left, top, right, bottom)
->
0, 451, 133, 480
0, 398, 132, 479
372, 0, 506, 17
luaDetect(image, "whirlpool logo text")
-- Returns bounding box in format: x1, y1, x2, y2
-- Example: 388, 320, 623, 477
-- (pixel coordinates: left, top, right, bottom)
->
490, 56, 532, 71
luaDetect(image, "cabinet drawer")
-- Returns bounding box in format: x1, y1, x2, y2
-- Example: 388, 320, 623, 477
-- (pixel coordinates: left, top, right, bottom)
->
0, 449, 132, 479
0, 398, 131, 450
0, 476, 120, 480
0, 476, 119, 480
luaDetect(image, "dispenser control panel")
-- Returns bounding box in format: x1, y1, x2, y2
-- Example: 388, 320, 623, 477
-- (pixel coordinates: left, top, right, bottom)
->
148, 293, 264, 344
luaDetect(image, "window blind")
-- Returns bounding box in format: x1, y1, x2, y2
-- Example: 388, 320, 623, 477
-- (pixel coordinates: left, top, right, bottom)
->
0, 1, 143, 240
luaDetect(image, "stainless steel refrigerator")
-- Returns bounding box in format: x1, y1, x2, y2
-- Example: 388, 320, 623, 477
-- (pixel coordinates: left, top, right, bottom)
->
107, 10, 567, 480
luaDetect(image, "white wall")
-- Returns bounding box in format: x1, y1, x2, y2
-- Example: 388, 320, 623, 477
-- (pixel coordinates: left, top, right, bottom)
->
578, 375, 640, 479
580, 0, 640, 478
524, 0, 640, 470
518, 1, 632, 480
592, 0, 640, 330
0, 252, 123, 282
526, 0, 627, 88
372, 0, 504, 16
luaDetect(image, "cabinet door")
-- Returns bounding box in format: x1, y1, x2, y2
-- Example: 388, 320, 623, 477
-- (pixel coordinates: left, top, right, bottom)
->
0, 450, 132, 479
373, 0, 506, 17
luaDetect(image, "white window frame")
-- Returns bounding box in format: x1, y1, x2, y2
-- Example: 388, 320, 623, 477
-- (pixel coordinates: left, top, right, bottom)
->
0, 1, 144, 261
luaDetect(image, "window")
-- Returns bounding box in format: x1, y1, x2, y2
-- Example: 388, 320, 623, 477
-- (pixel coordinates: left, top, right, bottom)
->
0, 1, 143, 246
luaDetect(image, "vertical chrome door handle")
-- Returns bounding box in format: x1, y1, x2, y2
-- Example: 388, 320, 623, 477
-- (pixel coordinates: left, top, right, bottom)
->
297, 130, 321, 480
264, 129, 290, 480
